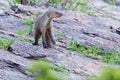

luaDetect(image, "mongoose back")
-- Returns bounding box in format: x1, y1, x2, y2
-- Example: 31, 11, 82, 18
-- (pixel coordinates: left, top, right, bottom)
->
32, 11, 62, 48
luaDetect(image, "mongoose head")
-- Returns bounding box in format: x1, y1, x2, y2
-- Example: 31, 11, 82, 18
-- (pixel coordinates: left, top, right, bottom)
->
47, 11, 62, 18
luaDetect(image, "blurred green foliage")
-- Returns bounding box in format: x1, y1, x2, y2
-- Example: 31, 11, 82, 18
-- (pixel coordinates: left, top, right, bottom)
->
23, 19, 34, 35
108, 0, 116, 5
29, 60, 59, 80
102, 52, 120, 64
29, 60, 69, 80
0, 37, 15, 50
56, 33, 64, 40
7, 0, 21, 5
49, 0, 63, 4
68, 0, 96, 15
94, 67, 120, 80
23, 19, 34, 26
16, 18, 34, 43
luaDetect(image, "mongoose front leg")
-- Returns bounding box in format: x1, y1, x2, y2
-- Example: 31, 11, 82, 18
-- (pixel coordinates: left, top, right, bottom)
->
46, 31, 51, 47
48, 29, 56, 44
42, 31, 48, 48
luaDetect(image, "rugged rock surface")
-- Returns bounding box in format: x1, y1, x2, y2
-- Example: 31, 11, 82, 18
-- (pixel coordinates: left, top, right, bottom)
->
11, 41, 103, 76
103, 0, 120, 6
0, 0, 120, 80
0, 49, 34, 80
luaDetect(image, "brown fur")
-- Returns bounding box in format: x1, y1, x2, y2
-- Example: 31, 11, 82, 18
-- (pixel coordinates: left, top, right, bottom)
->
32, 11, 62, 48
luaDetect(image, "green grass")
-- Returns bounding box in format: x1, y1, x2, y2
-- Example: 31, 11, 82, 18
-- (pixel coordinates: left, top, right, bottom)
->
7, 0, 96, 15
23, 19, 34, 35
23, 19, 34, 26
17, 29, 27, 36
49, 0, 63, 4
29, 60, 68, 80
67, 0, 96, 15
56, 33, 64, 40
7, 0, 37, 5
67, 40, 101, 59
68, 40, 120, 64
17, 29, 32, 43
7, 0, 21, 5
28, 0, 37, 3
102, 52, 120, 64
52, 65, 65, 72
78, 0, 96, 15
16, 18, 34, 43
29, 60, 59, 80
108, 0, 116, 5
0, 37, 15, 50
93, 67, 120, 80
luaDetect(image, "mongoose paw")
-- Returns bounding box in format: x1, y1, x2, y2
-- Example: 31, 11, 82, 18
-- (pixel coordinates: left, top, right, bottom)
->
52, 40, 56, 44
32, 42, 38, 45
43, 45, 49, 48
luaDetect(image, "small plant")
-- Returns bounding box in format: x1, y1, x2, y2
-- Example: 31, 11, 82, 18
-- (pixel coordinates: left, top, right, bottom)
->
17, 29, 32, 43
23, 19, 34, 26
49, 0, 63, 4
28, 0, 37, 3
93, 67, 120, 80
52, 65, 65, 72
56, 33, 64, 40
16, 18, 34, 43
7, 0, 38, 6
67, 40, 101, 58
27, 25, 33, 35
102, 52, 120, 64
29, 60, 63, 80
109, 0, 116, 5
7, 0, 21, 5
0, 37, 15, 50
68, 40, 120, 64
17, 29, 27, 36
23, 19, 34, 35
67, 0, 96, 15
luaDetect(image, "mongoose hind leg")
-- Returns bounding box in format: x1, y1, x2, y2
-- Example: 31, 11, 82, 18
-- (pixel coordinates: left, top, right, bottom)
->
46, 31, 51, 47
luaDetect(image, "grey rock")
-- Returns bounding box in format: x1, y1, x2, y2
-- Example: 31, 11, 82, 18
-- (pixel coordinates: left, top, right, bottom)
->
103, 0, 120, 6
11, 41, 104, 78
1, 2, 120, 80
0, 49, 34, 80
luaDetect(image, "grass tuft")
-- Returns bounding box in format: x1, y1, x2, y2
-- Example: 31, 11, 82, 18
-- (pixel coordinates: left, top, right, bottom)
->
93, 67, 120, 80
29, 60, 68, 80
68, 40, 120, 64
0, 37, 15, 50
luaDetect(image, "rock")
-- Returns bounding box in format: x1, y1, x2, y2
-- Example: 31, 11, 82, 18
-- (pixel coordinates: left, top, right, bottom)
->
0, 0, 9, 15
116, 0, 120, 5
0, 15, 29, 33
11, 41, 47, 58
103, 0, 120, 6
53, 12, 120, 53
11, 41, 104, 79
0, 49, 34, 80
1, 1, 120, 80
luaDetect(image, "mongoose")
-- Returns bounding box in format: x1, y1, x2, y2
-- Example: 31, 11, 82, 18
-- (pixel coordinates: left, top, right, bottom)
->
32, 11, 62, 48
